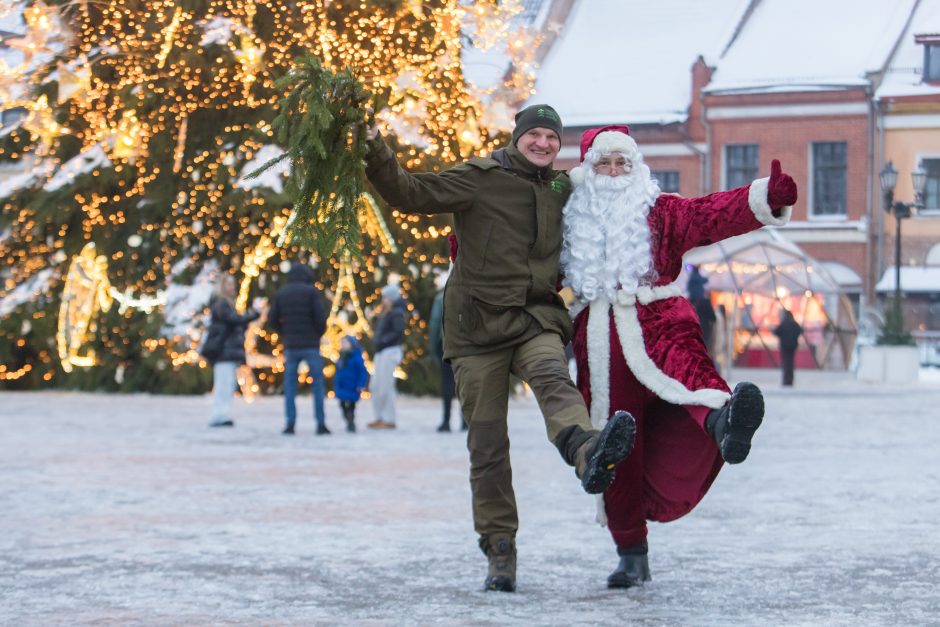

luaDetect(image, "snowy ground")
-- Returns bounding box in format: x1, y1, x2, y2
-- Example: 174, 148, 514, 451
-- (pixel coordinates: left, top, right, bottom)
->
2, 368, 939, 626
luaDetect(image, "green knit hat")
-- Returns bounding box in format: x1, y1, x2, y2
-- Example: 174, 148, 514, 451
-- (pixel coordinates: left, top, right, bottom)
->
511, 104, 563, 145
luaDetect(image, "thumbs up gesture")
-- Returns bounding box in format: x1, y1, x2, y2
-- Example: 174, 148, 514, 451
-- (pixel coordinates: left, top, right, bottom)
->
767, 159, 797, 210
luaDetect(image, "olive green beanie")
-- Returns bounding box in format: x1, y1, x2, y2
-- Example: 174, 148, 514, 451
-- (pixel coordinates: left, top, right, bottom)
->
511, 104, 563, 145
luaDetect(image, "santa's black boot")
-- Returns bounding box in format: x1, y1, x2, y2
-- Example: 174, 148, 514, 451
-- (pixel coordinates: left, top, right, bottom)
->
480, 534, 516, 592
579, 411, 637, 494
607, 542, 652, 589
706, 382, 764, 464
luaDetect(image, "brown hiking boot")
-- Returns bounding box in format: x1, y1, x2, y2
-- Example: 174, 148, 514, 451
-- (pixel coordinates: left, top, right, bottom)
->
480, 533, 516, 592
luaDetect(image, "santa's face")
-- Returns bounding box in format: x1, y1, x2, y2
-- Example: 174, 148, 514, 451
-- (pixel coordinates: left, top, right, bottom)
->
516, 127, 560, 167
592, 152, 633, 177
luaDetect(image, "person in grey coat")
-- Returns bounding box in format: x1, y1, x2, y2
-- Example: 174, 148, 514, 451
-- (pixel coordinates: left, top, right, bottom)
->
368, 284, 408, 429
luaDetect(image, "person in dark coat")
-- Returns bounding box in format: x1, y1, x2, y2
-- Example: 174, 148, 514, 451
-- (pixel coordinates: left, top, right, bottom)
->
207, 274, 259, 427
267, 262, 328, 435
333, 335, 369, 432
686, 265, 708, 303
773, 309, 803, 386
368, 284, 408, 429
429, 279, 464, 432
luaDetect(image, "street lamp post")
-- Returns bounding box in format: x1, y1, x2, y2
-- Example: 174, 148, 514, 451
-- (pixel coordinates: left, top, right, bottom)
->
879, 161, 927, 342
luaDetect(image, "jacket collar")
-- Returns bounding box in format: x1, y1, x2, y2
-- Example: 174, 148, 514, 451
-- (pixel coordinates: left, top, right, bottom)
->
491, 144, 554, 182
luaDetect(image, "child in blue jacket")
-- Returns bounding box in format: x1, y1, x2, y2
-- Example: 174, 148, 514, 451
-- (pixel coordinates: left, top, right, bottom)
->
334, 335, 369, 432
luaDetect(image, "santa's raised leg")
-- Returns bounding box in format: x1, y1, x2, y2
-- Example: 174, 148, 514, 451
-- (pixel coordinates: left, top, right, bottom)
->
560, 125, 797, 589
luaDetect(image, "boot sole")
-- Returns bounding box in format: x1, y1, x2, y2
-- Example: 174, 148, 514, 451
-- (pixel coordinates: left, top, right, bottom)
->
484, 576, 516, 592
721, 382, 764, 464
582, 411, 636, 494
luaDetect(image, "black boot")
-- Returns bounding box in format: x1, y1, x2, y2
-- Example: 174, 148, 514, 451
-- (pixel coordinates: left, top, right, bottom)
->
436, 421, 451, 432
316, 424, 332, 435
607, 542, 651, 589
480, 534, 516, 592
706, 382, 764, 464
579, 411, 636, 494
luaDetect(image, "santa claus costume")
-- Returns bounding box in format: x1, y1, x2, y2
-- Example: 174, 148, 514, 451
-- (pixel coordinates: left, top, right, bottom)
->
560, 125, 797, 588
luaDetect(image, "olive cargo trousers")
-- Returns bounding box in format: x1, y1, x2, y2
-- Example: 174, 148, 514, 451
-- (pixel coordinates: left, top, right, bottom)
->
451, 332, 594, 538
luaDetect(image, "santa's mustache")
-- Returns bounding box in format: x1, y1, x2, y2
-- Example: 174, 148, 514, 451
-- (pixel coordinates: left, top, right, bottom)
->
587, 170, 642, 195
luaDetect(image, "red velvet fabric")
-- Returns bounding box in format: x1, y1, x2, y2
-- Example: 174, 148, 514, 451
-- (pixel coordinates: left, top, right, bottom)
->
570, 183, 773, 548
573, 307, 724, 547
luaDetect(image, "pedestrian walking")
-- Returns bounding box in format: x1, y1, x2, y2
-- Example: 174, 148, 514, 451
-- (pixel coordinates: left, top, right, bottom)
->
364, 104, 635, 592
333, 335, 369, 432
204, 273, 259, 428
368, 283, 408, 430
266, 262, 328, 435
774, 309, 803, 386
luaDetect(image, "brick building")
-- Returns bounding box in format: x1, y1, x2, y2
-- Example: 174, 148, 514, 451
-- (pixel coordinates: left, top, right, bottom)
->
531, 0, 940, 331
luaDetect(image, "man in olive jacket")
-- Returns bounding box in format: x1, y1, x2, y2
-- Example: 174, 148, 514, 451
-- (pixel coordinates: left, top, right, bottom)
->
364, 104, 636, 592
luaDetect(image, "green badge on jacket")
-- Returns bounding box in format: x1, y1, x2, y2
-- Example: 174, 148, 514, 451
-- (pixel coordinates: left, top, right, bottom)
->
550, 179, 566, 194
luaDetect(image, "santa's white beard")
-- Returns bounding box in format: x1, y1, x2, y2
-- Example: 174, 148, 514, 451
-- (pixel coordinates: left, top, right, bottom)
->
560, 165, 661, 303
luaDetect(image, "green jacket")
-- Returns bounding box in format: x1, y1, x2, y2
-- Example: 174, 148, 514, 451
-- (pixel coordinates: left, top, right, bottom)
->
365, 136, 572, 359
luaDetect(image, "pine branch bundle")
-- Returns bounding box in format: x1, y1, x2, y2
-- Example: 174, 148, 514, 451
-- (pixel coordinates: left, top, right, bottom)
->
248, 55, 372, 257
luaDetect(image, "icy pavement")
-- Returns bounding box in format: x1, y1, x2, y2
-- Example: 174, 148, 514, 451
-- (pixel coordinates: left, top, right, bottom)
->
1, 369, 939, 626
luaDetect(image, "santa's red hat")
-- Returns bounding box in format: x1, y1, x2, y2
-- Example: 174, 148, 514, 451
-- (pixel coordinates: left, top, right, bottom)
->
570, 124, 639, 186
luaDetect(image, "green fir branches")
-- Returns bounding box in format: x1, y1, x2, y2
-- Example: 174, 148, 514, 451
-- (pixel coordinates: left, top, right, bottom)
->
248, 55, 372, 257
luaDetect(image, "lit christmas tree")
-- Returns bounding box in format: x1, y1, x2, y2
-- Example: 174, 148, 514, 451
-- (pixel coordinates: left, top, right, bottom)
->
0, 0, 543, 393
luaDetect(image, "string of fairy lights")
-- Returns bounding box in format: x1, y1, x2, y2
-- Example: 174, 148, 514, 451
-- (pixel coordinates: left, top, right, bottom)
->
0, 0, 547, 384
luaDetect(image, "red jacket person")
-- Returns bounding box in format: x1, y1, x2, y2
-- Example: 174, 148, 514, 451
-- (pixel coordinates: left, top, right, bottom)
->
560, 125, 797, 588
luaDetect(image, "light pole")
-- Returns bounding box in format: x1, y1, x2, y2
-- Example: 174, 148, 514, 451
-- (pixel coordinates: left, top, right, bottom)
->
879, 161, 927, 341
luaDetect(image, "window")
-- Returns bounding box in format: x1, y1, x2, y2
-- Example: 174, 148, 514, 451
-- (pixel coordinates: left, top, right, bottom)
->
725, 144, 758, 189
811, 142, 847, 217
651, 170, 679, 193
923, 158, 940, 211
925, 45, 940, 82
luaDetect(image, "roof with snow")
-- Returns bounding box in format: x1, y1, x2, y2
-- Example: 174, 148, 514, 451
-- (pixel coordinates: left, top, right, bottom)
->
706, 0, 917, 94
876, 266, 940, 293
528, 0, 751, 127
877, 0, 940, 99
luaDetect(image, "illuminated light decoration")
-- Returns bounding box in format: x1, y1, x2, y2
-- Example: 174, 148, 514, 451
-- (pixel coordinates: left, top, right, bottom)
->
322, 253, 372, 362
407, 0, 425, 19
108, 109, 144, 162
156, 6, 184, 69
457, 109, 483, 158
56, 243, 167, 372
237, 215, 288, 313
0, 363, 33, 381
359, 193, 397, 255
21, 95, 69, 151
57, 243, 112, 372
55, 58, 92, 104
233, 32, 265, 88
172, 115, 188, 174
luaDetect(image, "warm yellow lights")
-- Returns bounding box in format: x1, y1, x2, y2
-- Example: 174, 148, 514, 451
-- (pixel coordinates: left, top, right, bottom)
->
2, 0, 547, 388
156, 6, 184, 69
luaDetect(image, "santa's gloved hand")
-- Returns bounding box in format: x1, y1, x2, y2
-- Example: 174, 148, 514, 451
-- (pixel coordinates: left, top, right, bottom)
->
767, 159, 797, 210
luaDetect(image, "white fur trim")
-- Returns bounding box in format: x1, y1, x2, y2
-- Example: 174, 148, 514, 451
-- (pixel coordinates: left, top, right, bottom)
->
611, 302, 731, 409
748, 177, 792, 226
586, 298, 612, 526
590, 131, 638, 158
586, 299, 611, 430
569, 166, 586, 188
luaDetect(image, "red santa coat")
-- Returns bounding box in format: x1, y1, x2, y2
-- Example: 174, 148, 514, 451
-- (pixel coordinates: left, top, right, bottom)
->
571, 178, 790, 528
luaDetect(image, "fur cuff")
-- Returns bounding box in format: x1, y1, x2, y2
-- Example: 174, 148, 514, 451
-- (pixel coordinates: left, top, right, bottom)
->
749, 177, 792, 226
